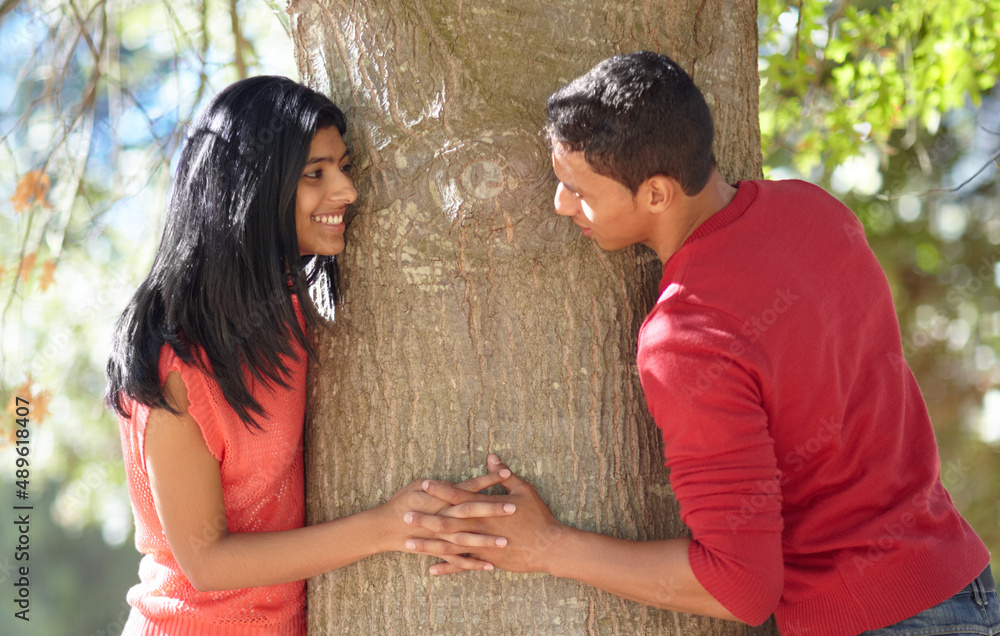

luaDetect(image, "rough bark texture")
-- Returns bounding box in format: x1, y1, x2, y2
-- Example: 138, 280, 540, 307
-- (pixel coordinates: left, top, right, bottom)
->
290, 0, 770, 633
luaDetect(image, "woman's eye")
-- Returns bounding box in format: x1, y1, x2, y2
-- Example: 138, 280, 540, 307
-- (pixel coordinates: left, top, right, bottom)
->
304, 170, 321, 179
341, 164, 352, 174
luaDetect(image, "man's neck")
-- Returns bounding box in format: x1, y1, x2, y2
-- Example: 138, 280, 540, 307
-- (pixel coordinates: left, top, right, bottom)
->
648, 170, 739, 264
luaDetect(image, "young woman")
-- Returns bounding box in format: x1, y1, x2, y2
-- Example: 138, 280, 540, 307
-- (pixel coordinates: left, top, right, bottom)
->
105, 76, 513, 635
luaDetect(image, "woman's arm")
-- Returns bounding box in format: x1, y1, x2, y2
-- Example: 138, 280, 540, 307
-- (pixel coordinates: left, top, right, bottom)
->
145, 371, 513, 592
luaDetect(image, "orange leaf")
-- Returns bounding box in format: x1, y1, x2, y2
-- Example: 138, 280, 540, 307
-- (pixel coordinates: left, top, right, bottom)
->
18, 252, 37, 283
32, 391, 50, 424
5, 393, 18, 417
10, 170, 51, 213
39, 260, 56, 291
6, 375, 33, 415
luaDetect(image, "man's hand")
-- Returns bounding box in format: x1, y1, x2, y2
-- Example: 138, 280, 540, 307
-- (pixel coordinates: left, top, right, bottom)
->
403, 455, 567, 575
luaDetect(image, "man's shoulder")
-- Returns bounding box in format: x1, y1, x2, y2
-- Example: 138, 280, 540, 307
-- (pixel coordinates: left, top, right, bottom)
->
756, 178, 831, 197
638, 291, 747, 354
755, 179, 853, 218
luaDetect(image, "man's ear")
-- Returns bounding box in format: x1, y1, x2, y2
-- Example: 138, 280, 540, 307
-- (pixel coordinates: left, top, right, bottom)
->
640, 175, 680, 214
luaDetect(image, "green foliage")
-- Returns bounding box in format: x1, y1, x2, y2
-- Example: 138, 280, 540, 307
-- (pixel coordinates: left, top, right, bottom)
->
760, 0, 1000, 180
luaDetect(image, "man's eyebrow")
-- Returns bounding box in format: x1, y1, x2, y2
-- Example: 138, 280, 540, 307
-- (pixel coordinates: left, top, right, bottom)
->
561, 180, 581, 194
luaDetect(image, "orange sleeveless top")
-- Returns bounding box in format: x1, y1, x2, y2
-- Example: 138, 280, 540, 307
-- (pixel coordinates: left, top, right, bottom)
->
117, 299, 307, 635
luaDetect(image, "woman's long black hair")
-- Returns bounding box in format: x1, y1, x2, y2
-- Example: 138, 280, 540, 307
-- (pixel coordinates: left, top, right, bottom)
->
105, 76, 346, 431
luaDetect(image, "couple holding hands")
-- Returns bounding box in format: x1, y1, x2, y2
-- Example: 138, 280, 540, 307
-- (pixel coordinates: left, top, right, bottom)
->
107, 52, 995, 635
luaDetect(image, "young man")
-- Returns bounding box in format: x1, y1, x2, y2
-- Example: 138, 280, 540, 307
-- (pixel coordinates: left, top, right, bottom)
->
406, 52, 996, 634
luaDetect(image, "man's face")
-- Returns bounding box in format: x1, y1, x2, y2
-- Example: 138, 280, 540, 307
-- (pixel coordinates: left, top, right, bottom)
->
551, 146, 648, 251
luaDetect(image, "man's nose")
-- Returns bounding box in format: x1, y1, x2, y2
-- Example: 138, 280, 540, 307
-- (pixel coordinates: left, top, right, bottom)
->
553, 183, 577, 216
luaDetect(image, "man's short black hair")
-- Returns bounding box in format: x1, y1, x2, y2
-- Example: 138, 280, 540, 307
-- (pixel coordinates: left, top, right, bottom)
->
546, 51, 716, 196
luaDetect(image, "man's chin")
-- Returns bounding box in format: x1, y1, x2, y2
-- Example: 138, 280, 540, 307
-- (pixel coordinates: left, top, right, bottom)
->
591, 237, 630, 252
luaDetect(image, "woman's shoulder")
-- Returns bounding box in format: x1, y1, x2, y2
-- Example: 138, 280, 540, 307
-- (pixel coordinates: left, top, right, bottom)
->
155, 344, 222, 417
156, 341, 212, 381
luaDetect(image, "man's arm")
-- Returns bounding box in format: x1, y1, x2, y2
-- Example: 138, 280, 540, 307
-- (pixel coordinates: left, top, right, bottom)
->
403, 455, 742, 623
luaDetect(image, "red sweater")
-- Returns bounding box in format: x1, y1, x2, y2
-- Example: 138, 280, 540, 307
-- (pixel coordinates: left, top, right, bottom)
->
637, 180, 988, 634
117, 297, 308, 635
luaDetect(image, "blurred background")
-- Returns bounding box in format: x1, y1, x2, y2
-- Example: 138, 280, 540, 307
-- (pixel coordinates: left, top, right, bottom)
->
0, 0, 997, 633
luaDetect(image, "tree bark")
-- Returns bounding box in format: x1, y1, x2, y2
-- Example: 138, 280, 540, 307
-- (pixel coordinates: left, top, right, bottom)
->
289, 0, 770, 633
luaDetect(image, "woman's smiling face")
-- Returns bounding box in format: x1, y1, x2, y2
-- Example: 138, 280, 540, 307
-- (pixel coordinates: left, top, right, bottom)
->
295, 127, 357, 256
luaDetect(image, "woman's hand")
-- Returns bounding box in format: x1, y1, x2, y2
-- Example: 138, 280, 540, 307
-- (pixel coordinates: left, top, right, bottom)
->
377, 464, 516, 572
403, 455, 566, 576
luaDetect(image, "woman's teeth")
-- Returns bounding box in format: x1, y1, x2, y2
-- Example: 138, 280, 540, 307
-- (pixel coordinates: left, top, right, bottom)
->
313, 215, 343, 225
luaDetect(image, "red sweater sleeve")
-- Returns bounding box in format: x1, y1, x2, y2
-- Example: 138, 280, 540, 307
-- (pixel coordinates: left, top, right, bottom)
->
638, 300, 783, 625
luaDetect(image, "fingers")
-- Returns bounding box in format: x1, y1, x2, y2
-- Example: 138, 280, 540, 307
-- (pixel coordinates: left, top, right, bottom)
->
438, 501, 515, 519
494, 467, 533, 495
403, 535, 505, 575
430, 554, 493, 575
487, 453, 510, 474
485, 455, 532, 496
403, 511, 504, 537
420, 480, 474, 506
425, 460, 530, 505
420, 454, 513, 501
405, 532, 507, 553
455, 466, 512, 493
428, 560, 469, 576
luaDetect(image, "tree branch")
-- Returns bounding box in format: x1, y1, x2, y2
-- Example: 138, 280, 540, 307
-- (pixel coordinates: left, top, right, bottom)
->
792, 0, 803, 60
0, 0, 22, 22
230, 0, 248, 79
882, 147, 1000, 200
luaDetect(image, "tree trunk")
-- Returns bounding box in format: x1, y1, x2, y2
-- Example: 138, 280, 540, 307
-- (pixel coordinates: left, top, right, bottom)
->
289, 0, 770, 633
